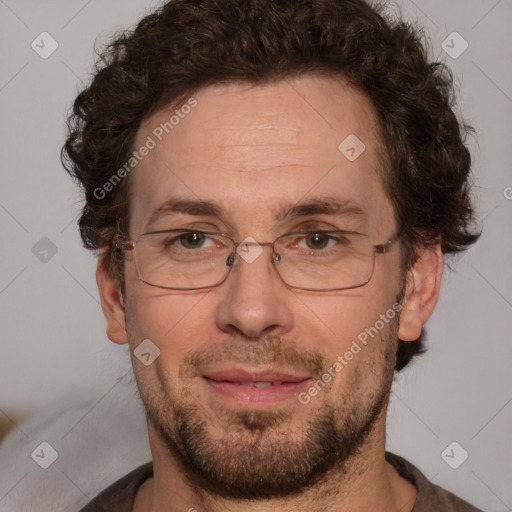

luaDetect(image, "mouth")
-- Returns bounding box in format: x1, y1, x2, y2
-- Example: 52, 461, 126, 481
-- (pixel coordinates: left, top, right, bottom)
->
202, 367, 313, 407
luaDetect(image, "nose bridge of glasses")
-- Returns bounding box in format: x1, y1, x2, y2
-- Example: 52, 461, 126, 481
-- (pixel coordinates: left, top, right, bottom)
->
225, 240, 281, 270
235, 240, 274, 250
238, 239, 280, 257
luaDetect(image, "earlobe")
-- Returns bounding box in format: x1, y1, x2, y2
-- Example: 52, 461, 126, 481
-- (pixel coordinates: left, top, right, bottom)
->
398, 244, 443, 342
96, 252, 128, 345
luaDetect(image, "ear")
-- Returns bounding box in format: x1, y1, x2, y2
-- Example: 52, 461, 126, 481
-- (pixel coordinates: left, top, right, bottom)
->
96, 251, 128, 345
398, 244, 443, 342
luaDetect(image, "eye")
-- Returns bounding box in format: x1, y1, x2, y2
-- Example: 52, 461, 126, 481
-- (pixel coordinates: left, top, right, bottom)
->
300, 232, 337, 250
162, 231, 216, 250
178, 232, 208, 249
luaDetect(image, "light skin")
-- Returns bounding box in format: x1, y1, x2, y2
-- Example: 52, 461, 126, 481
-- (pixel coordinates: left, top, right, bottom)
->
97, 75, 442, 512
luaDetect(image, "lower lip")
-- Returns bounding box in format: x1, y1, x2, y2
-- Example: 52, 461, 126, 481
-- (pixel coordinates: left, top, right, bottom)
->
203, 377, 312, 407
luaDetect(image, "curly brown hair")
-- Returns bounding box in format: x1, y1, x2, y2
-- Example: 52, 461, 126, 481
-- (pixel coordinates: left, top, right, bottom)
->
62, 0, 479, 371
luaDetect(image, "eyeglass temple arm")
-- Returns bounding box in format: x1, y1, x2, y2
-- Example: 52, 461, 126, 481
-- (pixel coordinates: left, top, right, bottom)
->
114, 234, 135, 252
375, 231, 401, 254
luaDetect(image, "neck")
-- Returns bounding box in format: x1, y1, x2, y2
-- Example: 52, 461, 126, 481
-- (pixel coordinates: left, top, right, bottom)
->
134, 410, 417, 512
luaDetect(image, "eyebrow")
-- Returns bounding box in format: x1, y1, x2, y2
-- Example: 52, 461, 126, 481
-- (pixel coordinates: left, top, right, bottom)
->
145, 199, 223, 230
275, 196, 365, 223
144, 196, 365, 231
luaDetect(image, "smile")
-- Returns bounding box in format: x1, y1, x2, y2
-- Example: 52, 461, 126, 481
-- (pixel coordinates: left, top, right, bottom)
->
202, 368, 312, 407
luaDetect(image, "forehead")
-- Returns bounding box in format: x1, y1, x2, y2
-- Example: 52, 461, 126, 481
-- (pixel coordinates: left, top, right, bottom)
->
129, 75, 393, 236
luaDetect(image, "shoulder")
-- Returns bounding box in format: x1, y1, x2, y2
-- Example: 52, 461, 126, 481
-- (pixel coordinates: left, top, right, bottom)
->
386, 452, 485, 512
79, 462, 153, 512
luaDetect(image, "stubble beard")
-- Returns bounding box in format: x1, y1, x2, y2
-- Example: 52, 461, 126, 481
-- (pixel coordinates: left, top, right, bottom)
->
135, 318, 399, 501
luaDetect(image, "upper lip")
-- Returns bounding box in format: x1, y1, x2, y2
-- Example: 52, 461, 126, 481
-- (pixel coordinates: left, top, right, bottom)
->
203, 367, 311, 383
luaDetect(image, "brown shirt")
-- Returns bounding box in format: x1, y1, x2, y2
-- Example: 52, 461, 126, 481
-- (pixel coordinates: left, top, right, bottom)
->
79, 452, 484, 511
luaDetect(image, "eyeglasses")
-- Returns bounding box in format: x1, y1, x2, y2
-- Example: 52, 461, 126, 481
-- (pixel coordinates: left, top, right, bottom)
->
118, 229, 399, 291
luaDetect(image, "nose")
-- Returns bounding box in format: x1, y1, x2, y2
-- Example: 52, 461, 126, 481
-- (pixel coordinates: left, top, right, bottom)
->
214, 243, 294, 339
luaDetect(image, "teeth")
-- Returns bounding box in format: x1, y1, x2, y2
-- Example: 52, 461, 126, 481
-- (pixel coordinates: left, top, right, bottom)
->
230, 381, 284, 387
254, 382, 272, 388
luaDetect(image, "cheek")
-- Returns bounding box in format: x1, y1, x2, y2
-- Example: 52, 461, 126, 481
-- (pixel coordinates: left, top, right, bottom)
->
296, 290, 399, 355
293, 286, 402, 400
313, 303, 399, 393
124, 282, 214, 365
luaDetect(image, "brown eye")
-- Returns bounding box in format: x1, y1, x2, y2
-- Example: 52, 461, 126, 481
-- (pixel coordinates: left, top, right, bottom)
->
305, 233, 331, 250
162, 232, 209, 250
179, 232, 206, 249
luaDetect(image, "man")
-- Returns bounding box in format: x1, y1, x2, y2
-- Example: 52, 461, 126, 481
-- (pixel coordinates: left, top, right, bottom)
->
62, 0, 482, 510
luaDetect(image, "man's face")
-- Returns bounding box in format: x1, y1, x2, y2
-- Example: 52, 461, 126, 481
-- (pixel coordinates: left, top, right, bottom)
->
118, 76, 406, 498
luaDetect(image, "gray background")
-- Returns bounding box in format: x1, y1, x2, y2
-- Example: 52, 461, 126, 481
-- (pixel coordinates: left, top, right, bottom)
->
0, 0, 511, 510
